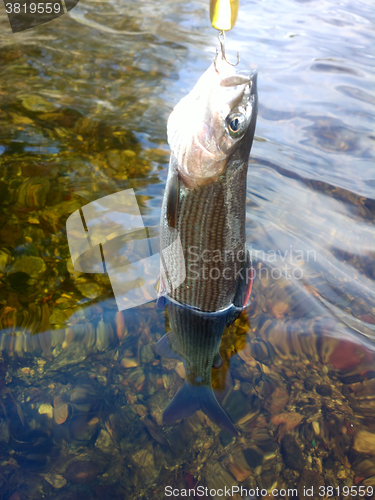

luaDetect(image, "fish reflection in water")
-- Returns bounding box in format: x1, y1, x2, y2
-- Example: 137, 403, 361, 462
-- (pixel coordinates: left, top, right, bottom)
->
156, 51, 258, 434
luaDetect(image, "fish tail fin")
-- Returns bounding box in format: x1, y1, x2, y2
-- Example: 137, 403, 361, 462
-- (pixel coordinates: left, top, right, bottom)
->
163, 382, 238, 436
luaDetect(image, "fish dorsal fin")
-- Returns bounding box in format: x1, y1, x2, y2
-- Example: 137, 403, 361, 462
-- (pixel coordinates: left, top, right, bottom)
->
166, 170, 180, 228
155, 331, 182, 361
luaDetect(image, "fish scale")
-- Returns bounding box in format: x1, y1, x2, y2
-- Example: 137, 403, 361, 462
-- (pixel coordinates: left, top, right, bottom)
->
167, 302, 227, 385
172, 154, 248, 312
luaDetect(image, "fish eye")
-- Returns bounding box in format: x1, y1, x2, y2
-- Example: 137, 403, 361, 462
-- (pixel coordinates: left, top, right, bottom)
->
226, 112, 246, 138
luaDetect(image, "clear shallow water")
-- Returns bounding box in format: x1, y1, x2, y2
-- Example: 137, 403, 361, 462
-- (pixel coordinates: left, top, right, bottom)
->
0, 0, 374, 498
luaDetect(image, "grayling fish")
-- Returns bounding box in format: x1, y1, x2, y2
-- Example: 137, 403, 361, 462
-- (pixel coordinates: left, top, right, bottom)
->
156, 53, 258, 435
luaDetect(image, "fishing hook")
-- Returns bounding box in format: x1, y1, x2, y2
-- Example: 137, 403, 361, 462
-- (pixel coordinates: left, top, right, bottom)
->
217, 30, 240, 66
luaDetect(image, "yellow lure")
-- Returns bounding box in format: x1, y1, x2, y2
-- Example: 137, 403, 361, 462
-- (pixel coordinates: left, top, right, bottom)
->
210, 0, 239, 31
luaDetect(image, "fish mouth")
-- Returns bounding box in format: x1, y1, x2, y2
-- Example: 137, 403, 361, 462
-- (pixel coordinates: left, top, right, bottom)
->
214, 51, 257, 109
226, 70, 257, 110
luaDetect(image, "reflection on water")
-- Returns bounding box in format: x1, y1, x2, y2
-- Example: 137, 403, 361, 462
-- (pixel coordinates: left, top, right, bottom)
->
0, 0, 374, 498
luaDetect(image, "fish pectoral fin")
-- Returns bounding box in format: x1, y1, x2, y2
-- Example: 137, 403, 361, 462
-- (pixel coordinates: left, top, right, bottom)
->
212, 352, 223, 369
163, 382, 238, 436
156, 294, 166, 310
155, 331, 182, 361
166, 169, 180, 228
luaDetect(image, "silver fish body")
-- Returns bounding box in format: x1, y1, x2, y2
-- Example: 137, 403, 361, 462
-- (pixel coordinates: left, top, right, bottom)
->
157, 54, 258, 435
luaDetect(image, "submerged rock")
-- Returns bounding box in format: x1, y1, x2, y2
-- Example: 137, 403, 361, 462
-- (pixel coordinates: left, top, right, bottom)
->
316, 383, 332, 397
243, 447, 263, 469
44, 473, 67, 489
64, 460, 104, 484
21, 95, 59, 112
280, 435, 305, 472
9, 256, 46, 278
76, 282, 102, 300
353, 430, 375, 455
53, 402, 69, 425
0, 249, 10, 273
17, 178, 50, 207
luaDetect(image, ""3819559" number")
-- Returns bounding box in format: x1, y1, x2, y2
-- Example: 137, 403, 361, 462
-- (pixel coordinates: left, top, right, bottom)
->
5, 3, 61, 14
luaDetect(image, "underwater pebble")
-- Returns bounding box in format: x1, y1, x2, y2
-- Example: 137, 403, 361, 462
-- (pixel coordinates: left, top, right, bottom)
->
316, 383, 332, 397
76, 282, 102, 299
354, 458, 375, 478
10, 255, 46, 278
0, 249, 10, 273
162, 372, 177, 390
8, 492, 26, 500
353, 430, 375, 455
132, 445, 155, 478
38, 403, 53, 418
121, 357, 139, 368
227, 452, 251, 482
141, 344, 155, 364
115, 311, 127, 341
21, 95, 58, 112
249, 338, 274, 364
271, 412, 303, 433
272, 301, 289, 319
175, 362, 186, 379
134, 404, 148, 417
280, 435, 305, 471
64, 460, 103, 484
312, 421, 320, 435
268, 386, 289, 413
329, 339, 370, 370
219, 430, 235, 448
223, 389, 253, 423
49, 310, 67, 325
243, 447, 263, 469
44, 473, 67, 489
70, 385, 95, 403
128, 368, 146, 391
53, 403, 69, 425
95, 319, 114, 351
304, 379, 314, 391
17, 178, 50, 207
95, 429, 113, 454
0, 421, 10, 443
